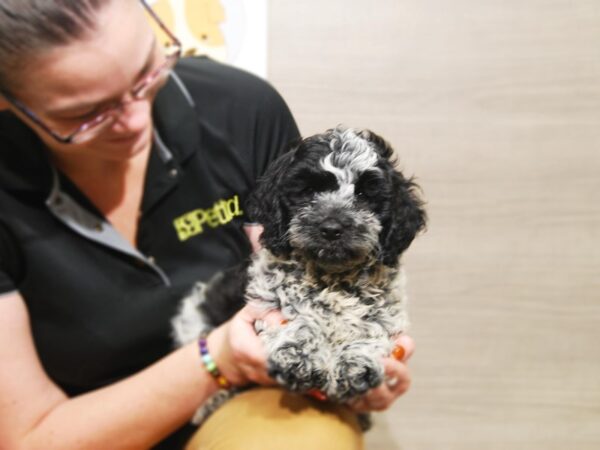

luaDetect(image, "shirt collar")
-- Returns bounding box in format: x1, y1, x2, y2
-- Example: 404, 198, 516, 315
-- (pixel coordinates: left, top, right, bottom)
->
151, 70, 201, 165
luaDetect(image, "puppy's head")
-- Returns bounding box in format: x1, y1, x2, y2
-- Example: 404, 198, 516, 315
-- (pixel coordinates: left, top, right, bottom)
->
247, 127, 426, 271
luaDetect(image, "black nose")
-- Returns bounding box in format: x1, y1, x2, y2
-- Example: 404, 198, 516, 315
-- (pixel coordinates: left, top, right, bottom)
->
319, 219, 343, 240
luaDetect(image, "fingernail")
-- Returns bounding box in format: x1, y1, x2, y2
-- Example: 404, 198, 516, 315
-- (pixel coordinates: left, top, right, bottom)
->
307, 389, 328, 401
254, 319, 265, 333
392, 345, 405, 361
385, 376, 399, 387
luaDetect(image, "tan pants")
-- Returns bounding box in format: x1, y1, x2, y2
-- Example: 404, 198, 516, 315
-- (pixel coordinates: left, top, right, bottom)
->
185, 388, 364, 450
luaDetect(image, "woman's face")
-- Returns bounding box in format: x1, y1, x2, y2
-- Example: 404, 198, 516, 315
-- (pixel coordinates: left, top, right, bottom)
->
3, 0, 163, 163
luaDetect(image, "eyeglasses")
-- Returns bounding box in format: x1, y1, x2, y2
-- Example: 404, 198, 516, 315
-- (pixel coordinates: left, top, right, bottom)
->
0, 0, 182, 145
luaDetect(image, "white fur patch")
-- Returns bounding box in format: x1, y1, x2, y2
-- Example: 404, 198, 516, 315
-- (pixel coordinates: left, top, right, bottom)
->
171, 282, 212, 346
320, 128, 382, 208
321, 128, 380, 181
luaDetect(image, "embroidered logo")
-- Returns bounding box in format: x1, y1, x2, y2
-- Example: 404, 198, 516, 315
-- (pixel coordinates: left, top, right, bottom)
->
173, 195, 243, 241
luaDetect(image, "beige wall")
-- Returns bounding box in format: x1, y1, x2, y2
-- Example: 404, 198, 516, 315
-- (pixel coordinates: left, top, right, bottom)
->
267, 1, 600, 449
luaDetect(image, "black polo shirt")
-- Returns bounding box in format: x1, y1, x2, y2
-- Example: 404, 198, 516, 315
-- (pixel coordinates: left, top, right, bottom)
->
0, 56, 299, 448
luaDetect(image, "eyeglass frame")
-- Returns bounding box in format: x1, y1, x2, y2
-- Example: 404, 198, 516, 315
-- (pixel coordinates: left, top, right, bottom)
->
0, 0, 182, 145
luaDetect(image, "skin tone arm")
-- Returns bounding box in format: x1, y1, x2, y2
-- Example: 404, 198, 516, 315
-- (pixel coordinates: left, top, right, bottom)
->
0, 291, 273, 450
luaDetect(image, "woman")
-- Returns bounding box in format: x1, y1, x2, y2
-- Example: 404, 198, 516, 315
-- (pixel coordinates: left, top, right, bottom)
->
0, 1, 414, 448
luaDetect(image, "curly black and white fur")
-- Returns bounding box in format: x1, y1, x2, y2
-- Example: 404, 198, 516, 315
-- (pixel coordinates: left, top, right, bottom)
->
172, 127, 427, 426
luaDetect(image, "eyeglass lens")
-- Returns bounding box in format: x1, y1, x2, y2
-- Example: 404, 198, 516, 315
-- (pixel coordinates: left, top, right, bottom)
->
69, 52, 178, 144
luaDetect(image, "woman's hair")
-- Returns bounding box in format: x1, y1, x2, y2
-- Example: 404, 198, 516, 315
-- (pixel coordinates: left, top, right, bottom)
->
0, 0, 111, 92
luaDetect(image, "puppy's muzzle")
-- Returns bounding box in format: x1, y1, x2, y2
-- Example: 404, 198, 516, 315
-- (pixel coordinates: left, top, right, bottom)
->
319, 218, 343, 241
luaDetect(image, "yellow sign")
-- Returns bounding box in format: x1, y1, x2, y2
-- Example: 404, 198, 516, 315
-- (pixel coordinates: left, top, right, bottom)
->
173, 195, 243, 241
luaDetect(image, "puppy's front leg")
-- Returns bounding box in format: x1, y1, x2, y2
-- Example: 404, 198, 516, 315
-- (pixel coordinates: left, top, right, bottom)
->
260, 318, 331, 393
172, 262, 250, 346
331, 341, 387, 401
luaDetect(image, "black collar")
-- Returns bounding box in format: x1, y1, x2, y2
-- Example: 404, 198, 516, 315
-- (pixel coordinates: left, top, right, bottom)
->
151, 70, 201, 165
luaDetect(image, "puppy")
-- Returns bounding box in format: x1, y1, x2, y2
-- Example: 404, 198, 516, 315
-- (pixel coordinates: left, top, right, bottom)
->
172, 127, 426, 426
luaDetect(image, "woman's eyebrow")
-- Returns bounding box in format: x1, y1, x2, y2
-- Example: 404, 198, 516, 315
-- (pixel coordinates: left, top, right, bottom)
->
133, 36, 158, 84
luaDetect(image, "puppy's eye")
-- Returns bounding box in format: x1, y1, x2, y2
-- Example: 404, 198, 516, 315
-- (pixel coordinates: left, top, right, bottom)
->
355, 173, 383, 199
301, 186, 315, 196
293, 171, 338, 198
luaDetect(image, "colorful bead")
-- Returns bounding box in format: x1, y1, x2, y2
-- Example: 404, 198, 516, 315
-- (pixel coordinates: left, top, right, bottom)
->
216, 375, 231, 389
198, 338, 232, 390
307, 389, 328, 401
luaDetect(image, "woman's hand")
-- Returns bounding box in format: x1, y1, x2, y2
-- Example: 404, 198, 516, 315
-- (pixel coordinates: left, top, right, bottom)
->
206, 304, 283, 387
347, 335, 415, 412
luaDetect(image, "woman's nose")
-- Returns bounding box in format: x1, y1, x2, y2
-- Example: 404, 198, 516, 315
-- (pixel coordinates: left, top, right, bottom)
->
111, 97, 151, 133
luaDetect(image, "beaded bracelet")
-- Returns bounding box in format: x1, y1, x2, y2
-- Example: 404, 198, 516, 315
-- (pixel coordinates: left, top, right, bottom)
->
198, 337, 232, 390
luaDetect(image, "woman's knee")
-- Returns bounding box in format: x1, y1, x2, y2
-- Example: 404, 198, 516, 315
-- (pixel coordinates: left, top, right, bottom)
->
186, 387, 364, 450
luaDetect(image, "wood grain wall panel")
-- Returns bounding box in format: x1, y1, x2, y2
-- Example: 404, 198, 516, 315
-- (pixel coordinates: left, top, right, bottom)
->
267, 1, 600, 448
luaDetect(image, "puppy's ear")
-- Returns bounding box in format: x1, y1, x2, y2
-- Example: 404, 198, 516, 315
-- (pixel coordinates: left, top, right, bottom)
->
359, 129, 395, 160
245, 146, 298, 256
358, 129, 426, 265
380, 171, 427, 266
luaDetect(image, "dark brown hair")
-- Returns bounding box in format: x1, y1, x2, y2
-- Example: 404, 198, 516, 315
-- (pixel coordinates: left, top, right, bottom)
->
0, 0, 111, 91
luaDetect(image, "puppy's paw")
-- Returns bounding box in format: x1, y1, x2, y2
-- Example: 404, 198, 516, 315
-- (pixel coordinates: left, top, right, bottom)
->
268, 343, 328, 392
333, 354, 384, 400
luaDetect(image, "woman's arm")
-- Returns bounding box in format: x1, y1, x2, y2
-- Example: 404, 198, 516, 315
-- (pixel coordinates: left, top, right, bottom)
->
0, 292, 268, 450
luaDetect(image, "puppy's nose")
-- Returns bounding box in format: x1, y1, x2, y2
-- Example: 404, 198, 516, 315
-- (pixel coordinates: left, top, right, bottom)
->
319, 219, 343, 240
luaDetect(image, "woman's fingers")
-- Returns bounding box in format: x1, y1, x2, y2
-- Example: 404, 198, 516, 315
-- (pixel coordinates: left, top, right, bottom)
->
349, 360, 411, 413
347, 336, 415, 413
393, 334, 415, 362
383, 358, 412, 396
220, 304, 287, 386
217, 310, 416, 400
348, 369, 410, 412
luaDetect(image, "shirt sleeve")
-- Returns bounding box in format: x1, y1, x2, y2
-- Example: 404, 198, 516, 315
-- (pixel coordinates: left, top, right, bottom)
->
175, 56, 301, 183
251, 82, 301, 181
0, 221, 23, 295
